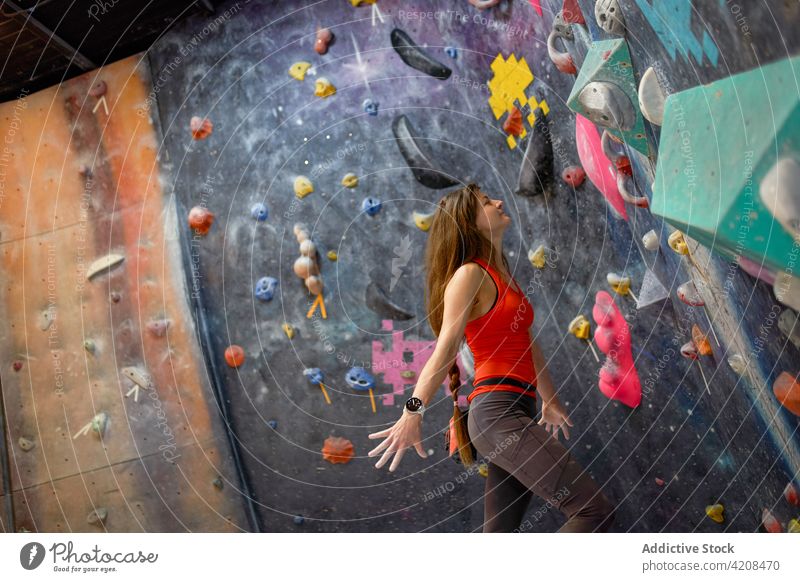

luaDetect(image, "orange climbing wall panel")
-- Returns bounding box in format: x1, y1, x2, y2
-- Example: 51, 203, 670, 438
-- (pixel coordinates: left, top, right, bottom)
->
0, 56, 248, 532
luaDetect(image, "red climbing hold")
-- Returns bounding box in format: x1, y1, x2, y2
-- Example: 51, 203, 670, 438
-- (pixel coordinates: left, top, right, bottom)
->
224, 345, 245, 368
315, 27, 333, 54
785, 482, 799, 506
188, 206, 215, 235
592, 291, 641, 408
615, 156, 633, 176
561, 165, 586, 187
655, 477, 665, 486
503, 107, 524, 136
773, 371, 800, 416
12, 360, 23, 372
190, 116, 213, 140
322, 436, 355, 464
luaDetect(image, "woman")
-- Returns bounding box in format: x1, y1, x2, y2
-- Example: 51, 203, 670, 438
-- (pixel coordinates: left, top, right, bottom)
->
368, 183, 615, 532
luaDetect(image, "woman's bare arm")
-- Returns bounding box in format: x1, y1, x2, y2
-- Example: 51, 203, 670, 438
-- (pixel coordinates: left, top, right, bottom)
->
410, 264, 484, 406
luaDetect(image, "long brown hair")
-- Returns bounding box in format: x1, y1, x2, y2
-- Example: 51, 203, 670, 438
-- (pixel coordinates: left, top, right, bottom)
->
423, 183, 510, 466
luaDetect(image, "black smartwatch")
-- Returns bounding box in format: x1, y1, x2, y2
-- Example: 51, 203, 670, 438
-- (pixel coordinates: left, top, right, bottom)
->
404, 397, 426, 418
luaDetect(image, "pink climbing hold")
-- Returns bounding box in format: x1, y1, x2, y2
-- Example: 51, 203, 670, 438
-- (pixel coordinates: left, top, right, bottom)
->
592, 291, 641, 407
12, 360, 23, 372
528, 0, 543, 16
654, 477, 665, 486
575, 114, 628, 220
561, 165, 586, 187
315, 27, 333, 55
562, 0, 585, 24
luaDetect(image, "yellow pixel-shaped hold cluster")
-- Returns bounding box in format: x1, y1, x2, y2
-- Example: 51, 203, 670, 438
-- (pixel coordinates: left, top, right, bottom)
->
487, 53, 550, 149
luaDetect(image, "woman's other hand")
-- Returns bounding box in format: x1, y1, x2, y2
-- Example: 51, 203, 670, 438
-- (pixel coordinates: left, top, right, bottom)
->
367, 411, 428, 471
538, 398, 574, 440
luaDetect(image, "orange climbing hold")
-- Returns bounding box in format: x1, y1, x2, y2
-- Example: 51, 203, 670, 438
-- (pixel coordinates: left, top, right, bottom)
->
762, 508, 782, 533
190, 116, 213, 139
224, 345, 245, 368
691, 324, 713, 356
503, 106, 523, 136
322, 436, 354, 464
773, 371, 800, 416
188, 206, 215, 235
785, 482, 799, 506
315, 27, 333, 54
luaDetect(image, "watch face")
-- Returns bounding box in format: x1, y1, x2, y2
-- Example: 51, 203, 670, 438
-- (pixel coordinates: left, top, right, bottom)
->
405, 397, 423, 412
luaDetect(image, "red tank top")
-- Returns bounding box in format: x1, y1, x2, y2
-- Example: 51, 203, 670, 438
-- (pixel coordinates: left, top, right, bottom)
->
464, 257, 537, 403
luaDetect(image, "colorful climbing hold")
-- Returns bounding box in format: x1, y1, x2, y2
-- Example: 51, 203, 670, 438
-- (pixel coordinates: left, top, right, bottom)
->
789, 519, 800, 533
547, 11, 577, 75
346, 366, 377, 413
314, 77, 336, 98
638, 66, 666, 126
503, 106, 524, 136
478, 463, 489, 478
250, 202, 269, 221
606, 272, 631, 295
190, 116, 213, 140
12, 360, 22, 372
705, 503, 725, 524
594, 0, 626, 36
293, 515, 305, 525
267, 419, 278, 429
362, 98, 379, 116
528, 245, 547, 269
255, 276, 278, 301
445, 46, 458, 59
668, 230, 689, 255
315, 27, 333, 55
326, 250, 338, 261
676, 280, 705, 307
294, 176, 314, 198
349, 0, 376, 5
642, 229, 659, 251
84, 340, 96, 354
212, 477, 224, 490
401, 370, 416, 379
303, 367, 331, 404
568, 315, 591, 340
762, 508, 782, 533
281, 322, 295, 339
89, 80, 107, 98
110, 291, 121, 303
727, 354, 747, 375
87, 253, 125, 280
680, 340, 698, 360
91, 412, 109, 437
288, 61, 311, 81
592, 291, 641, 407
785, 482, 799, 506
224, 345, 245, 368
561, 165, 586, 187
341, 173, 359, 188
773, 371, 800, 416
293, 256, 319, 279
188, 206, 215, 235
413, 210, 435, 232
691, 324, 713, 356
322, 436, 355, 464
361, 197, 382, 216
654, 477, 665, 486
18, 437, 35, 452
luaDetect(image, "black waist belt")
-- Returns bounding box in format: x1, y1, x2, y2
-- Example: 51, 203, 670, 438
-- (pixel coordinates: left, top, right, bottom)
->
473, 376, 536, 391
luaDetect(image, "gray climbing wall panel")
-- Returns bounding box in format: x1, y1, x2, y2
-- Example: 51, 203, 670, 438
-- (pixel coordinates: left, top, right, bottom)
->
141, 0, 800, 532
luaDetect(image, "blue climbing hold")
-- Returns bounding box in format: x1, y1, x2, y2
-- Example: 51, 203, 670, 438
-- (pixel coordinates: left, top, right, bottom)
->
293, 515, 305, 525
251, 202, 269, 221
345, 366, 375, 392
445, 46, 458, 59
363, 98, 379, 116
361, 197, 382, 216
303, 367, 324, 385
255, 276, 278, 301
267, 419, 278, 429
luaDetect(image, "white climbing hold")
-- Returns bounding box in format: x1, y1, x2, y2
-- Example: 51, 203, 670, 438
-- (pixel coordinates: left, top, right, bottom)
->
638, 66, 666, 126
727, 354, 747, 375
642, 229, 659, 251
87, 253, 125, 280
594, 0, 626, 36
636, 269, 669, 309
760, 157, 800, 239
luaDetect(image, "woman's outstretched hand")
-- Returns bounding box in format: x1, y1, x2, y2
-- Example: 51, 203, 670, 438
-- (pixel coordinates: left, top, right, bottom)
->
368, 412, 428, 472
538, 398, 574, 440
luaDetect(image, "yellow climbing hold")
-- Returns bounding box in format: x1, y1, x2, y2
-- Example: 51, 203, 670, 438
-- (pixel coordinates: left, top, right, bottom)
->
568, 315, 591, 340
607, 272, 631, 295
314, 77, 336, 98
400, 370, 416, 379
788, 518, 800, 533
350, 0, 377, 5
668, 230, 689, 255
288, 61, 312, 81
478, 463, 489, 478
294, 176, 314, 198
528, 245, 546, 268
327, 250, 338, 261
341, 173, 359, 188
705, 503, 725, 524
282, 323, 295, 339
413, 210, 435, 232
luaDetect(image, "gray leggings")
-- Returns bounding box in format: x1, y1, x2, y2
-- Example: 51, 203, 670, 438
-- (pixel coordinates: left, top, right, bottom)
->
467, 390, 615, 532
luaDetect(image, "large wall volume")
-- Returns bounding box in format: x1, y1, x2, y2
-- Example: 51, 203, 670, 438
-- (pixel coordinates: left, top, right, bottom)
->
2, 0, 799, 533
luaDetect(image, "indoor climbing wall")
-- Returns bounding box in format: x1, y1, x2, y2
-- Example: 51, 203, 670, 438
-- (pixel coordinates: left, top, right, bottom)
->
0, 57, 250, 532
143, 0, 800, 532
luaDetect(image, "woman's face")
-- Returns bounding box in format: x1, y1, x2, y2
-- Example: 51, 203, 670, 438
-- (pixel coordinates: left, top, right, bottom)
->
474, 190, 510, 236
